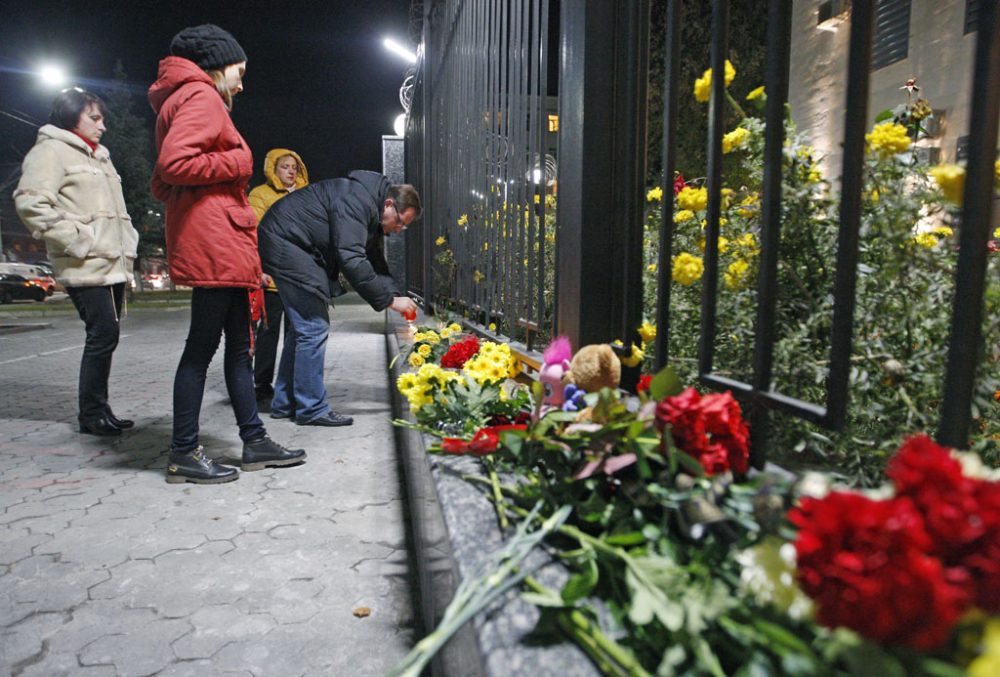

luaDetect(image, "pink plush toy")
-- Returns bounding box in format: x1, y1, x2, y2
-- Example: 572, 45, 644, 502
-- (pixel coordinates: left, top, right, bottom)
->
540, 335, 573, 406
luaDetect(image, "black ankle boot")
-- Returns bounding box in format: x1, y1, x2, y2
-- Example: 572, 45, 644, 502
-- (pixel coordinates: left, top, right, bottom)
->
166, 446, 238, 484
79, 416, 122, 436
107, 411, 134, 429
242, 436, 307, 471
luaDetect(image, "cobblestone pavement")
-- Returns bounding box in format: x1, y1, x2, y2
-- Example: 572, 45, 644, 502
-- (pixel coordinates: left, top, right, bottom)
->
0, 294, 416, 676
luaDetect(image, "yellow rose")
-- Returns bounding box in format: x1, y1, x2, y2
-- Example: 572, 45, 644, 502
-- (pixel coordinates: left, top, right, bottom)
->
725, 259, 750, 290
638, 321, 657, 344
674, 209, 695, 223
646, 263, 657, 273
970, 620, 1000, 677
417, 344, 432, 357
677, 186, 708, 212
646, 186, 663, 202
672, 252, 704, 286
746, 85, 765, 101
435, 235, 446, 246
865, 121, 911, 158
408, 352, 425, 367
929, 163, 965, 206
457, 214, 468, 226
722, 127, 751, 154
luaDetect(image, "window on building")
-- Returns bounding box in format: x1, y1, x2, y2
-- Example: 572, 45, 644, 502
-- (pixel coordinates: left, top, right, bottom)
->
965, 0, 981, 34
956, 136, 969, 162
872, 0, 911, 70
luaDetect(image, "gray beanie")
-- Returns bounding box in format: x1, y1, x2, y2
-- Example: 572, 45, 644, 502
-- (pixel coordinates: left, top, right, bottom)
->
170, 24, 247, 71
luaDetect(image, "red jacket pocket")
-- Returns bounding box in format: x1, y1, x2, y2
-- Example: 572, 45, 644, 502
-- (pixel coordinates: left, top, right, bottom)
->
226, 205, 258, 230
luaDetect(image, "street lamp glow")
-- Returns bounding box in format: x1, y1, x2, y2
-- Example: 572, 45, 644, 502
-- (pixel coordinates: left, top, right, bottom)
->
383, 37, 417, 64
393, 113, 407, 137
38, 64, 68, 88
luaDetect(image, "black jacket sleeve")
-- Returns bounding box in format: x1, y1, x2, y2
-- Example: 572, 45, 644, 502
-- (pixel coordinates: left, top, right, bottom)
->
331, 194, 398, 311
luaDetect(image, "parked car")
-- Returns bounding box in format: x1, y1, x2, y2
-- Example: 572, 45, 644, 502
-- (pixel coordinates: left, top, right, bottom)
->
0, 273, 47, 303
0, 263, 56, 296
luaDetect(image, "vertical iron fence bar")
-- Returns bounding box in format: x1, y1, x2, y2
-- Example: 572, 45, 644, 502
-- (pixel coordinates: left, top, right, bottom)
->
515, 0, 528, 344
747, 0, 792, 470
824, 0, 874, 429
655, 0, 681, 371
525, 0, 540, 337
536, 0, 550, 335
487, 0, 500, 324
698, 0, 728, 378
618, 0, 650, 393
421, 0, 435, 312
938, 0, 1000, 448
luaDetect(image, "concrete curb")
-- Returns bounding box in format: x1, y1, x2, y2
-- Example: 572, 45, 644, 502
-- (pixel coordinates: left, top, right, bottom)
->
385, 314, 487, 677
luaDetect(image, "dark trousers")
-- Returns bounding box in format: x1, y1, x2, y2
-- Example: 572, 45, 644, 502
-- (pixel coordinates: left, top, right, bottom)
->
171, 287, 266, 453
67, 283, 125, 422
253, 290, 288, 389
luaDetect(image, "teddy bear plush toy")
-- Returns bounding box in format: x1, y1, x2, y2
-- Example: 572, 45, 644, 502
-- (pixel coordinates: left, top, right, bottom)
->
564, 344, 621, 393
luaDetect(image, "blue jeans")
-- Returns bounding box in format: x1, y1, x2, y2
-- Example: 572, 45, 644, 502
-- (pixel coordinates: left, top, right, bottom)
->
67, 283, 125, 422
272, 283, 332, 423
172, 287, 266, 453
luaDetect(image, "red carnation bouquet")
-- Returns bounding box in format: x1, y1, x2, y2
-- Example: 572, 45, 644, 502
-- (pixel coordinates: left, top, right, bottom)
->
441, 335, 480, 369
654, 387, 750, 476
789, 434, 1000, 650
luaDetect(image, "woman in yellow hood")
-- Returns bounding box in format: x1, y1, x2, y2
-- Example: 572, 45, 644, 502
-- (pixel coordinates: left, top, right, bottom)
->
248, 148, 309, 401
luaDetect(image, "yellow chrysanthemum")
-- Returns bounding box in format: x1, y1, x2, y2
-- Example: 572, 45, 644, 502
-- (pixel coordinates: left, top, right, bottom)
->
933, 226, 954, 237
693, 60, 736, 103
870, 189, 880, 203
417, 344, 432, 357
722, 127, 751, 154
929, 163, 966, 206
806, 167, 822, 183
435, 235, 446, 246
994, 227, 1000, 239
725, 259, 750, 291
457, 214, 468, 226
473, 270, 485, 284
448, 323, 462, 333
995, 159, 1000, 186
638, 321, 657, 344
674, 209, 695, 223
970, 620, 1000, 677
424, 331, 441, 345
672, 252, 704, 286
677, 186, 708, 212
746, 85, 765, 101
913, 232, 939, 249
440, 327, 452, 339
865, 121, 911, 159
408, 352, 425, 367
646, 263, 657, 273
488, 322, 497, 331
646, 186, 663, 202
620, 344, 645, 368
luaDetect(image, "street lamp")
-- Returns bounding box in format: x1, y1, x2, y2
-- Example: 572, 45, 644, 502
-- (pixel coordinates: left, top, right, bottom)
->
383, 37, 417, 64
37, 63, 68, 88
393, 113, 406, 137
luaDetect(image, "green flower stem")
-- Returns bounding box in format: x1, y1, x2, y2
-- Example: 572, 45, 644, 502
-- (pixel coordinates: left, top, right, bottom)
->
725, 90, 748, 120
485, 458, 510, 530
524, 577, 653, 677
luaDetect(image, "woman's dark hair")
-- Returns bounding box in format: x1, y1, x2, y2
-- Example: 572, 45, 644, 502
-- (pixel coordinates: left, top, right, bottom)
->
49, 88, 109, 130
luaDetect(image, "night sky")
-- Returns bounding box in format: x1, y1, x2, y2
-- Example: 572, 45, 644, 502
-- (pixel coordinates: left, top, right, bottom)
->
0, 0, 416, 194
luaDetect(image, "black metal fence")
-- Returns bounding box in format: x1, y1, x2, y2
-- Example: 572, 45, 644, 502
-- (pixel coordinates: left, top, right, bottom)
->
405, 0, 999, 465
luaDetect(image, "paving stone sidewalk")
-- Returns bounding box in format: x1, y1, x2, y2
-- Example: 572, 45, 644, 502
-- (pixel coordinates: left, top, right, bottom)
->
0, 294, 417, 676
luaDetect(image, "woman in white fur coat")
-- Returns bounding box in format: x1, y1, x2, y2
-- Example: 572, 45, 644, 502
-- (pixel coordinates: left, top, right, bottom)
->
14, 87, 139, 436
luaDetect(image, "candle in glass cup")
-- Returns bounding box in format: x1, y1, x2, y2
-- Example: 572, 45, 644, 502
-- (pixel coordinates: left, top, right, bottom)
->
403, 308, 417, 322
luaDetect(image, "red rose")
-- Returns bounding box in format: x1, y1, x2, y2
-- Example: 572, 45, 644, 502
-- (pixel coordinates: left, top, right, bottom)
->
790, 492, 969, 650
655, 387, 749, 476
440, 424, 527, 456
441, 336, 480, 369
673, 173, 686, 195
887, 435, 1000, 611
636, 375, 653, 393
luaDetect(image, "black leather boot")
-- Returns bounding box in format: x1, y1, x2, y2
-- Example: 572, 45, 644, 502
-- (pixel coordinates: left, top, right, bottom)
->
242, 436, 307, 471
107, 411, 134, 429
79, 416, 122, 436
166, 446, 238, 484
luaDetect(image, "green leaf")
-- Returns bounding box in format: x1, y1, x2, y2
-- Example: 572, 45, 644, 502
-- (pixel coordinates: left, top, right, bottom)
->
605, 531, 647, 546
874, 108, 895, 123
649, 366, 683, 401
521, 591, 567, 608
624, 555, 685, 631
561, 556, 599, 604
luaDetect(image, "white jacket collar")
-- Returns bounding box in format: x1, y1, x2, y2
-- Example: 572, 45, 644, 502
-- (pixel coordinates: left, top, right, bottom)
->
37, 123, 110, 159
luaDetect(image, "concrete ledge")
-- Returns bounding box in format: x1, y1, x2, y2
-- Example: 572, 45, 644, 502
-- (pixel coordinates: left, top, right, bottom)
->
385, 313, 598, 677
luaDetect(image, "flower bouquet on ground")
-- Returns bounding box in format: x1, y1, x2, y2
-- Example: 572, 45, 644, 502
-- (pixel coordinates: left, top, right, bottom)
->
392, 344, 1000, 675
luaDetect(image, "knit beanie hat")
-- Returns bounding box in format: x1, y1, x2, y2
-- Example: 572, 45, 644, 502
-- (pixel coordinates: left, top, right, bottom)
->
170, 24, 247, 71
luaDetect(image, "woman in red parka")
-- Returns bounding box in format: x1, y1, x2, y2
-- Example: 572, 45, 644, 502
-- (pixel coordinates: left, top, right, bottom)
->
149, 24, 305, 484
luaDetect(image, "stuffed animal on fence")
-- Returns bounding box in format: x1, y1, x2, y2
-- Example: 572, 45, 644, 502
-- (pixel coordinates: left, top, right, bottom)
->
563, 344, 621, 394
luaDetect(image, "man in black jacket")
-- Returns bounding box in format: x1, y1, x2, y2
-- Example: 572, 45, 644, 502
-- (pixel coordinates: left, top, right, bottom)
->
258, 170, 419, 426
